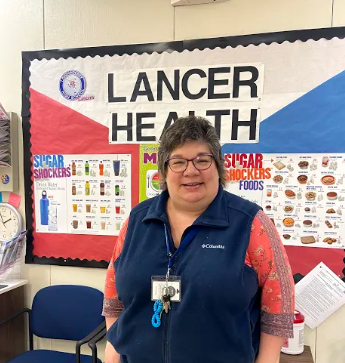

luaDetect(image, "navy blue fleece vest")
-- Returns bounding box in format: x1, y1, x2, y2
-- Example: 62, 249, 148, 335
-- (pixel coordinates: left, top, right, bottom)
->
107, 187, 262, 363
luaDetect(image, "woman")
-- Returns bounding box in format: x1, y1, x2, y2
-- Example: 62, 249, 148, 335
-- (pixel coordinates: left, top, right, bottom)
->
103, 116, 295, 363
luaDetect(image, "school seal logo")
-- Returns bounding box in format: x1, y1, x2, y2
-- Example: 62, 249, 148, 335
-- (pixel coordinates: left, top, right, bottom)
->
59, 70, 86, 101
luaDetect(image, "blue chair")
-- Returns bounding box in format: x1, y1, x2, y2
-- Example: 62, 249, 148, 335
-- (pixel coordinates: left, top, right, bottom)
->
0, 285, 106, 363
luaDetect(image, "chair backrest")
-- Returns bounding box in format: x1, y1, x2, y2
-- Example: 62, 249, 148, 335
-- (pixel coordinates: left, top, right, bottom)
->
30, 285, 104, 341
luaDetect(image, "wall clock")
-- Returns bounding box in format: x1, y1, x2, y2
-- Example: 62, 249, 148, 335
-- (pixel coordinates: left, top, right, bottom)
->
0, 203, 22, 242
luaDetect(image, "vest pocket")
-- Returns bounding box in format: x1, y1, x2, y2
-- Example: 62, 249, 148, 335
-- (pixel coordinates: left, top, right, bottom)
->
243, 263, 258, 280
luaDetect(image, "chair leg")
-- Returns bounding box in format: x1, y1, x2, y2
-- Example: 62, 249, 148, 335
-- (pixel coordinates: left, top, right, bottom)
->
92, 344, 98, 363
29, 331, 34, 351
28, 318, 34, 351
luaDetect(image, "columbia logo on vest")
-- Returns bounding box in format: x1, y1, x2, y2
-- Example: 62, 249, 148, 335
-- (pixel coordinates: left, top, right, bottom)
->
202, 244, 225, 249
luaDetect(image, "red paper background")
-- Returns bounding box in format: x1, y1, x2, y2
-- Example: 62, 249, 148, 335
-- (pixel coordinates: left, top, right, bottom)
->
29, 88, 139, 261
284, 245, 344, 276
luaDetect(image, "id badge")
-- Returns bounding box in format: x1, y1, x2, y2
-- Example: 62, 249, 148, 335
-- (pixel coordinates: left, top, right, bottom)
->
151, 275, 181, 302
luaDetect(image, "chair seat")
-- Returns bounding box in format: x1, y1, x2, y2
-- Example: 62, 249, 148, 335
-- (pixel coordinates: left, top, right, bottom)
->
8, 350, 102, 363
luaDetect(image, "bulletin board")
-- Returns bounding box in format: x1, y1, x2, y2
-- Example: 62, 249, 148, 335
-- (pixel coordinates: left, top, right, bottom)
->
22, 26, 345, 276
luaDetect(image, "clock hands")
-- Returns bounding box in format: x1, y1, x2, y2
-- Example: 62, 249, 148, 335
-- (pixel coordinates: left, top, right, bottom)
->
0, 213, 6, 229
3, 218, 12, 224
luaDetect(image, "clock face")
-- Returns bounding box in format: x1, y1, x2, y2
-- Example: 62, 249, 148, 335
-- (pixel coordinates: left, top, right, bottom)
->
0, 205, 21, 241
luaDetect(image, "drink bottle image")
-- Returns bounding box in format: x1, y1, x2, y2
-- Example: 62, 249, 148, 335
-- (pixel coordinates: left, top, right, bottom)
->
72, 161, 76, 176
40, 190, 49, 225
99, 161, 104, 176
113, 160, 120, 176
100, 181, 105, 196
85, 161, 89, 175
85, 181, 90, 196
72, 183, 76, 195
115, 184, 120, 196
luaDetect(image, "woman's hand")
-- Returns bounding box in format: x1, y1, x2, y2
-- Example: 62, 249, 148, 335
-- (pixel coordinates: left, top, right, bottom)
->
255, 332, 284, 363
105, 317, 119, 363
105, 341, 120, 363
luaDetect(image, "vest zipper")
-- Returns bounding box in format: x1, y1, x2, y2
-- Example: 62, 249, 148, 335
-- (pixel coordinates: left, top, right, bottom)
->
164, 306, 171, 363
163, 223, 174, 363
163, 223, 192, 363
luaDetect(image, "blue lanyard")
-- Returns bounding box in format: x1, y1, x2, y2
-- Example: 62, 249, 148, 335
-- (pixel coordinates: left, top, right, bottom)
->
164, 225, 200, 271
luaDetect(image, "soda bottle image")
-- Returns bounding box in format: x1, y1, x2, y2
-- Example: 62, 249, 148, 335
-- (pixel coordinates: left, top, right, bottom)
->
40, 190, 49, 225
85, 181, 90, 196
72, 161, 76, 176
99, 161, 104, 176
115, 185, 120, 196
85, 161, 89, 175
100, 181, 105, 196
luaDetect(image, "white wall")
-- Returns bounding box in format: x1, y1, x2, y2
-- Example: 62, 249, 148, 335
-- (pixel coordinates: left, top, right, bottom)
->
0, 0, 344, 362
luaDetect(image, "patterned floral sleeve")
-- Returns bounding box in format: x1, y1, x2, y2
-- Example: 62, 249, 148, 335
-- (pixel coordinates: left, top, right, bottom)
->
102, 218, 129, 317
245, 209, 295, 338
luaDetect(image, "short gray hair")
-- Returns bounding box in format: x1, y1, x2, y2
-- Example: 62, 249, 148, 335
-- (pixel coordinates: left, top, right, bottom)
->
158, 116, 226, 189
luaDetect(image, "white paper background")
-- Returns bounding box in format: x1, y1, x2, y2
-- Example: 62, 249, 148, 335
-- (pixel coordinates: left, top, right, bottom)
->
29, 38, 345, 143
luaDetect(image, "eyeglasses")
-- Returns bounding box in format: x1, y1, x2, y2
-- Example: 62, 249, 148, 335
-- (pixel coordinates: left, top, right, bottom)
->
166, 154, 214, 173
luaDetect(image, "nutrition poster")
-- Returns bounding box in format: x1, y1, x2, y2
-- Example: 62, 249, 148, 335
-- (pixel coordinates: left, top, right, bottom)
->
139, 144, 162, 202
23, 28, 345, 272
225, 153, 345, 249
33, 154, 131, 236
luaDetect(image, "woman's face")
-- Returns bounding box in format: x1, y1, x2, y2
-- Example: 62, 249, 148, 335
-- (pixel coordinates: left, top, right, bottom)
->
165, 141, 219, 208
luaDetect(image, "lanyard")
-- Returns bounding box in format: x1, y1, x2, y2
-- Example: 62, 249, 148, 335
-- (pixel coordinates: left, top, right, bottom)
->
164, 225, 200, 271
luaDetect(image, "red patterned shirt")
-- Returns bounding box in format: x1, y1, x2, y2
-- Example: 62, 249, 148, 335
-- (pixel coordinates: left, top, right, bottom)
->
102, 209, 295, 338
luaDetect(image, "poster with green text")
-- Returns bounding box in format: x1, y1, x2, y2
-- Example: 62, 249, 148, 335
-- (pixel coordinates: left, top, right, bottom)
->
139, 144, 162, 202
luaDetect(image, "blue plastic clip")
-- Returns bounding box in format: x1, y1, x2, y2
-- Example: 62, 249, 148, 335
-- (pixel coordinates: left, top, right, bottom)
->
151, 300, 163, 328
